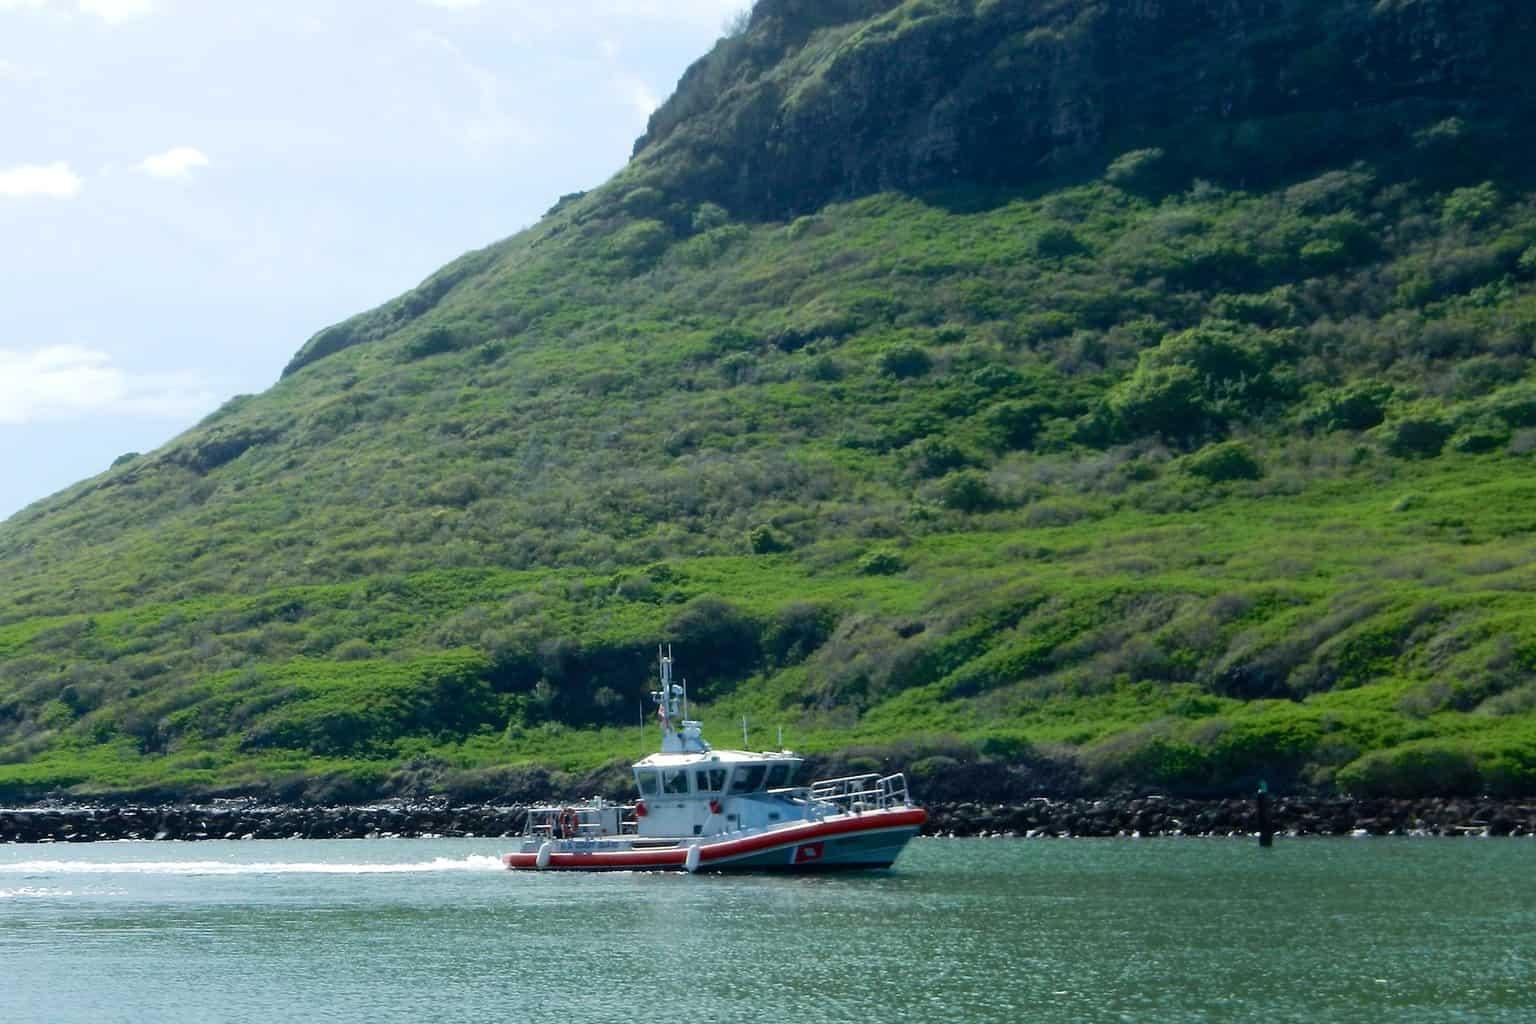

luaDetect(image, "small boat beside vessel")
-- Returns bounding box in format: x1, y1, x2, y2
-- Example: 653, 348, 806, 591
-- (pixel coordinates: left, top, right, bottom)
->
502, 650, 927, 873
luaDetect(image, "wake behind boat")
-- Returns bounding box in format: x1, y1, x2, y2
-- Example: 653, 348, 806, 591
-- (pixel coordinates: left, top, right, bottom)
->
502, 650, 927, 873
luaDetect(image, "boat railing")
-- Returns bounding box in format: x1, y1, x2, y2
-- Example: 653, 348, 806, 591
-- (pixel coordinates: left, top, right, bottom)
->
524, 805, 639, 838
808, 772, 914, 814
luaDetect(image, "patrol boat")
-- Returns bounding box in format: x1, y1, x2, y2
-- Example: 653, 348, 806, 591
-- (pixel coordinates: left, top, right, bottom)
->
501, 650, 927, 873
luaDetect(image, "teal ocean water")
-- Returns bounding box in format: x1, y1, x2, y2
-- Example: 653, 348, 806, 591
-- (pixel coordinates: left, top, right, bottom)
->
2, 837, 1532, 1023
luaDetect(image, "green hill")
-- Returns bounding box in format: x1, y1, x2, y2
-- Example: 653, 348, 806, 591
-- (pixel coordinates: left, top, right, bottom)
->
4, 0, 1536, 802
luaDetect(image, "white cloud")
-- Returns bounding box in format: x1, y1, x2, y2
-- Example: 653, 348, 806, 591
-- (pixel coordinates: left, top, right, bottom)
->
614, 73, 659, 117
415, 32, 534, 153
138, 146, 209, 179
415, 0, 746, 30
0, 0, 155, 22
0, 346, 218, 425
0, 162, 83, 199
594, 0, 746, 25
77, 0, 154, 22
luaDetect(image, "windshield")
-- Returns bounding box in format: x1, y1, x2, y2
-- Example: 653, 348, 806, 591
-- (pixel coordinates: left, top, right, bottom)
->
634, 769, 659, 797
695, 768, 727, 793
730, 765, 767, 793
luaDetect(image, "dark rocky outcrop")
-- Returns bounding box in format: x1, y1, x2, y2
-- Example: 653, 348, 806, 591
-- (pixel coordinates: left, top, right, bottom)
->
632, 0, 1536, 218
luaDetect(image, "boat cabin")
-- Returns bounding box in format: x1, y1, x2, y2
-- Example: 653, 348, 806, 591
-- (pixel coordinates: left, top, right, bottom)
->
632, 749, 805, 838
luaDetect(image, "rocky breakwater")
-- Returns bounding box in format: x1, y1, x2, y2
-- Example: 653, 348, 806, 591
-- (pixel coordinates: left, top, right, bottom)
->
924, 796, 1536, 838
5, 796, 1536, 843
0, 803, 529, 844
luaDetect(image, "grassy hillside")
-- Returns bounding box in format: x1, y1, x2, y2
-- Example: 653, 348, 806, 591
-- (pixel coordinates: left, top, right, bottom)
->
3, 0, 1536, 801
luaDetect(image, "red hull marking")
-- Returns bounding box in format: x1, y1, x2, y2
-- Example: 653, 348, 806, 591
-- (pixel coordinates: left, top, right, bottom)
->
502, 807, 928, 871
792, 842, 825, 865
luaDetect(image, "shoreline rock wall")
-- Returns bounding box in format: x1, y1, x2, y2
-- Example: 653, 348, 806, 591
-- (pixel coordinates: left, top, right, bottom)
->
3, 796, 1534, 843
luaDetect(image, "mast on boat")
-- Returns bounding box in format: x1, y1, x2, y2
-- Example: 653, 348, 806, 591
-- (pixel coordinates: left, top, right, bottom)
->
652, 646, 709, 754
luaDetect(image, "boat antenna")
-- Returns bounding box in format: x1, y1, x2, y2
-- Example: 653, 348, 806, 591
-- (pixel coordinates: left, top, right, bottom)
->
778, 725, 784, 749
742, 715, 749, 749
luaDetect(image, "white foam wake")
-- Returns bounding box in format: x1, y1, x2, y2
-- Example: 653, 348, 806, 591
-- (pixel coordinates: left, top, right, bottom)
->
0, 886, 74, 899
0, 855, 506, 876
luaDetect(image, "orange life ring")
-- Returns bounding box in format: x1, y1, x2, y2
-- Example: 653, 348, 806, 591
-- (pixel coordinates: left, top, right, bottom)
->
634, 800, 648, 818
709, 799, 722, 815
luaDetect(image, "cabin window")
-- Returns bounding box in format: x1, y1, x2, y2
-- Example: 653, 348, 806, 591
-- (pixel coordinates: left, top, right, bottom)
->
662, 768, 691, 795
730, 765, 767, 793
695, 768, 727, 793
765, 764, 794, 789
635, 769, 660, 797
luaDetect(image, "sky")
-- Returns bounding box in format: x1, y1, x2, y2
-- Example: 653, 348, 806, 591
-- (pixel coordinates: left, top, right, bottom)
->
0, 0, 747, 521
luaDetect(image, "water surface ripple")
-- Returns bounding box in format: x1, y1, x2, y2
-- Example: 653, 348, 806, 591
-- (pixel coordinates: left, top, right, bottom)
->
2, 837, 1530, 1023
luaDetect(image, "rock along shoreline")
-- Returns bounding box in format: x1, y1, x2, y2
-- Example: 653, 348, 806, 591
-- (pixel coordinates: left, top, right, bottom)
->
3, 795, 1535, 843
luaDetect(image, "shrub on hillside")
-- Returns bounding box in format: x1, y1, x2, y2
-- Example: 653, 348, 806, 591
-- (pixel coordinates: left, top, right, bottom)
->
605, 220, 671, 265
1184, 441, 1264, 482
1013, 312, 1076, 348
664, 596, 760, 688
983, 400, 1045, 450
1301, 382, 1392, 433
746, 524, 791, 554
902, 437, 973, 479
1104, 363, 1209, 440
1034, 225, 1087, 259
773, 301, 864, 351
1336, 744, 1482, 798
764, 602, 837, 665
878, 344, 933, 379
1449, 417, 1511, 454
1209, 291, 1295, 328
401, 325, 469, 361
332, 639, 375, 662
718, 352, 757, 386
936, 470, 1002, 513
970, 364, 1021, 391
857, 549, 906, 576
1377, 411, 1452, 458
805, 354, 845, 381
785, 214, 825, 241
1104, 147, 1169, 193
674, 224, 749, 267
1442, 182, 1501, 227
1450, 355, 1520, 399
1485, 384, 1536, 427
425, 474, 485, 508
1284, 167, 1376, 214
620, 187, 665, 216
691, 201, 729, 233
1102, 321, 1290, 442
1519, 246, 1536, 278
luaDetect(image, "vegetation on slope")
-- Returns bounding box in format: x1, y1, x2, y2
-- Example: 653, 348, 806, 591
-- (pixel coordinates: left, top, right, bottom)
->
3, 0, 1536, 802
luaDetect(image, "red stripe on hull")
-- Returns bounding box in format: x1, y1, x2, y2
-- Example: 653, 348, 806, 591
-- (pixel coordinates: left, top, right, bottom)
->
503, 807, 927, 872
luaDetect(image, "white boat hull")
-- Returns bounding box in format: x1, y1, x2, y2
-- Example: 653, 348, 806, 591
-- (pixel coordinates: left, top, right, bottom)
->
502, 807, 927, 873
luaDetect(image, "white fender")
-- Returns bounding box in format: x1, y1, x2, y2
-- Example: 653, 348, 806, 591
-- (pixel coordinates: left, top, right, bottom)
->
536, 842, 553, 870
684, 844, 701, 874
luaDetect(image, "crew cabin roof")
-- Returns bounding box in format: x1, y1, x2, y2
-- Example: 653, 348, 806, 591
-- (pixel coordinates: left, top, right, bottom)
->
635, 748, 798, 769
